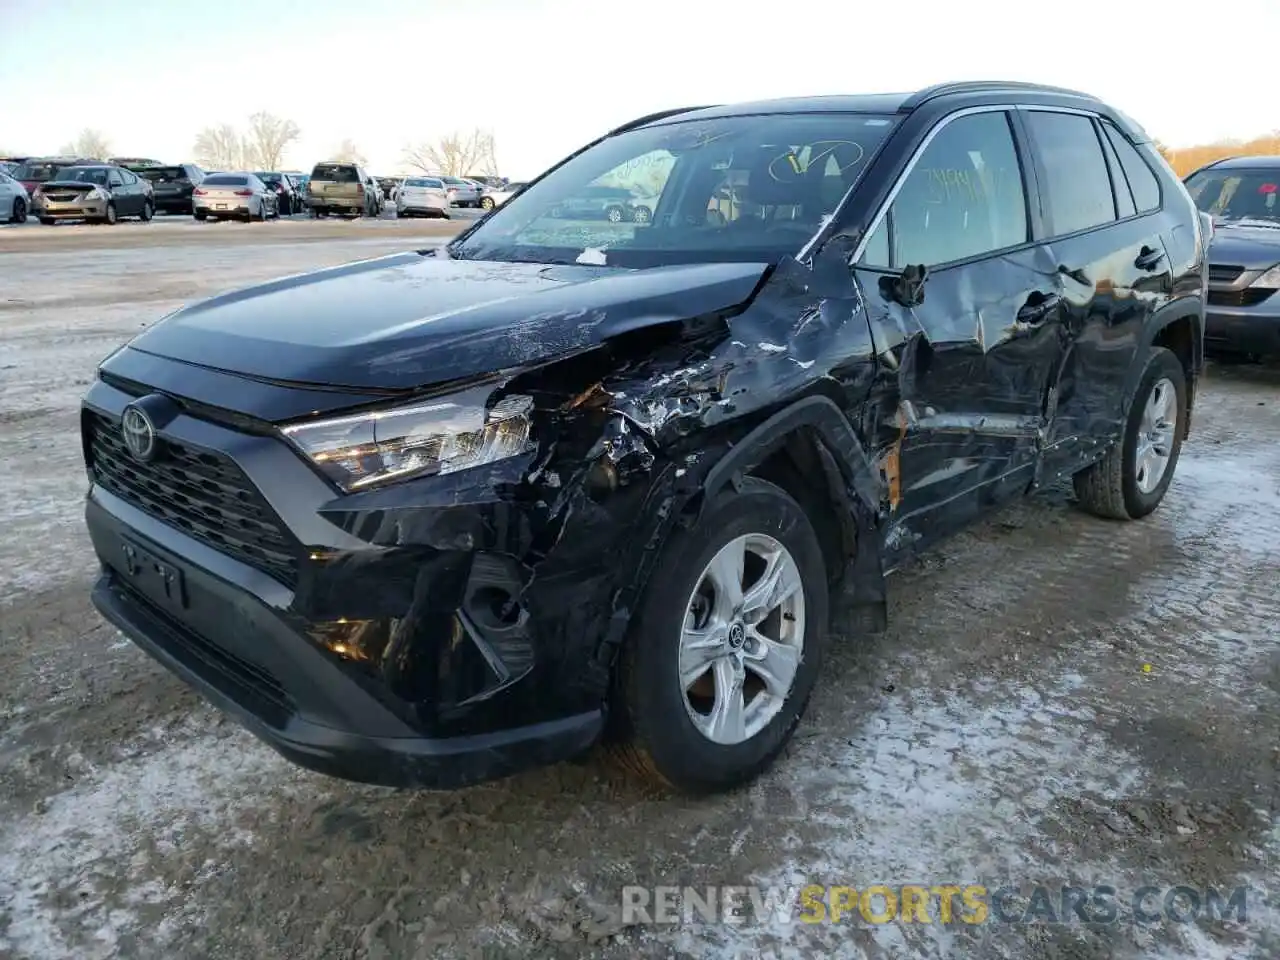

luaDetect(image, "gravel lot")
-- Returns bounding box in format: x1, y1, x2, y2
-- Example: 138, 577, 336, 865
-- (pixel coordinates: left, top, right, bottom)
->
0, 219, 1276, 960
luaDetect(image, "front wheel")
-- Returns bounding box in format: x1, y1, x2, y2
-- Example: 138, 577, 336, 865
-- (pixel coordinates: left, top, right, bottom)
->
605, 205, 624, 223
631, 205, 652, 224
140, 200, 153, 222
611, 476, 827, 793
1074, 345, 1187, 520
103, 202, 118, 225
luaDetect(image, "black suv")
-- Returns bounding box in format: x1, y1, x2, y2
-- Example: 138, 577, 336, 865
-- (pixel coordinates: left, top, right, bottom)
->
82, 81, 1206, 795
129, 164, 206, 215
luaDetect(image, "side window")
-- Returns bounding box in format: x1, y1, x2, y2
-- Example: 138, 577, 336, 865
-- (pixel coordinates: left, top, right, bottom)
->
1097, 127, 1136, 219
108, 171, 124, 187
1025, 111, 1116, 235
1102, 123, 1161, 213
861, 111, 1028, 268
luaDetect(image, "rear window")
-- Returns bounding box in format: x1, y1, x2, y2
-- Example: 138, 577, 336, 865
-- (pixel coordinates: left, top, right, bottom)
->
13, 161, 67, 181
405, 178, 443, 188
311, 164, 359, 183
255, 172, 283, 183
136, 166, 189, 182
204, 174, 248, 186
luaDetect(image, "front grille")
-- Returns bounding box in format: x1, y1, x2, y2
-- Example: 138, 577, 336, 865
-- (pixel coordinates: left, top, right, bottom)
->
1207, 264, 1245, 285
1208, 288, 1275, 308
87, 410, 300, 587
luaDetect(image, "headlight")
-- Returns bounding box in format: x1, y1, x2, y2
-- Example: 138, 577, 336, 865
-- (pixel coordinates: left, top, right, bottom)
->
280, 386, 534, 492
1249, 263, 1280, 289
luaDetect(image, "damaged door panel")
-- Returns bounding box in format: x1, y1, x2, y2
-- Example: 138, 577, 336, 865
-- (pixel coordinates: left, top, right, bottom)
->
1018, 109, 1178, 476
850, 108, 1070, 556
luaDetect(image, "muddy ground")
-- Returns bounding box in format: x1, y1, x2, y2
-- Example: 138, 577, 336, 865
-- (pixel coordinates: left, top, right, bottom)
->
0, 219, 1276, 959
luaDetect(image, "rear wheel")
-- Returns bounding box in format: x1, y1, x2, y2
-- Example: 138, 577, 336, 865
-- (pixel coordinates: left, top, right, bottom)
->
1073, 346, 1187, 520
480, 195, 495, 210
605, 205, 624, 223
632, 205, 652, 224
39, 216, 55, 226
193, 210, 207, 221
8, 197, 25, 224
611, 477, 827, 793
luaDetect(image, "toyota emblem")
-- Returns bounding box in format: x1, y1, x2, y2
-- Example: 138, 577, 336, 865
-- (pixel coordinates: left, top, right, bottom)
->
121, 405, 157, 461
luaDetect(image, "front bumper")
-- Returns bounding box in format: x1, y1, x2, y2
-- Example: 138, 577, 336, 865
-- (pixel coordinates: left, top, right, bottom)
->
1205, 303, 1280, 356
35, 199, 106, 219
80, 375, 632, 787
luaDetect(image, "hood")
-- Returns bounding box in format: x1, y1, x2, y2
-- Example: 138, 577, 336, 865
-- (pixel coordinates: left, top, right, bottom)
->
125, 252, 770, 391
1208, 220, 1280, 269
40, 180, 104, 191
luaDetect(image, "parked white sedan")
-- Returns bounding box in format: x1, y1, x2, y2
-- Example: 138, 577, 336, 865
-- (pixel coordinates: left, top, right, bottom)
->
395, 177, 451, 218
478, 181, 527, 211
0, 170, 30, 223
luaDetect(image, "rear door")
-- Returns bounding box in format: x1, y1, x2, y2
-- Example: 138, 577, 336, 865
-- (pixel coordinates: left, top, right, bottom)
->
1018, 109, 1174, 472
853, 108, 1069, 553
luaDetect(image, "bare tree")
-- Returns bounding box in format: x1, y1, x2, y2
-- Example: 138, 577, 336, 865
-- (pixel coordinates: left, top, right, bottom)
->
192, 124, 248, 171
243, 112, 300, 170
402, 129, 498, 177
59, 128, 112, 159
330, 138, 367, 167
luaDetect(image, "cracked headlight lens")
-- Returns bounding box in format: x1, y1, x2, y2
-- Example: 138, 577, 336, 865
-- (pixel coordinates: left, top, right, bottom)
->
1249, 263, 1280, 289
281, 386, 534, 492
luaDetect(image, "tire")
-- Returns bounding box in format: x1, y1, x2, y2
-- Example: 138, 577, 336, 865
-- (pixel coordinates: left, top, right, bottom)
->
140, 200, 153, 222
103, 202, 118, 225
9, 197, 25, 224
194, 210, 207, 221
632, 205, 652, 224
610, 476, 828, 793
39, 217, 55, 226
1073, 345, 1187, 521
480, 196, 495, 210
605, 205, 624, 223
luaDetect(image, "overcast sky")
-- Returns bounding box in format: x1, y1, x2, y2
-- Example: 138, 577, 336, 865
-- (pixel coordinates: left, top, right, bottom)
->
2, 0, 1276, 177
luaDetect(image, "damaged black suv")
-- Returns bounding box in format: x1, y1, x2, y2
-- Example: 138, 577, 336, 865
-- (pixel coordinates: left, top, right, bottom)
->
83, 81, 1206, 794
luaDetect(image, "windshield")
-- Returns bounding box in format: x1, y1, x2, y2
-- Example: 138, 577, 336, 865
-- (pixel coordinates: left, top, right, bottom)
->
1185, 167, 1280, 223
136, 166, 188, 182
13, 161, 69, 182
451, 112, 898, 267
58, 167, 110, 185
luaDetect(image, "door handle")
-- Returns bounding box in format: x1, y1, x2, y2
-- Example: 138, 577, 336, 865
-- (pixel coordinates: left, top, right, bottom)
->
1135, 245, 1165, 271
1016, 293, 1061, 325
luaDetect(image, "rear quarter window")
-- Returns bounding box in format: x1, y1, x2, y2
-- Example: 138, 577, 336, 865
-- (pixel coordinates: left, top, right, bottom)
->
1102, 123, 1161, 213
311, 164, 359, 182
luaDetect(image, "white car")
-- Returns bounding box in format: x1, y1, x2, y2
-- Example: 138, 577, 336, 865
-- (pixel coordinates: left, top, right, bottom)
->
478, 181, 526, 211
395, 177, 451, 219
0, 170, 30, 223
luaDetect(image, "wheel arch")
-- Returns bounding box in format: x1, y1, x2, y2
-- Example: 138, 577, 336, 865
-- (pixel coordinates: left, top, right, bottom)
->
697, 394, 888, 634
1129, 299, 1203, 437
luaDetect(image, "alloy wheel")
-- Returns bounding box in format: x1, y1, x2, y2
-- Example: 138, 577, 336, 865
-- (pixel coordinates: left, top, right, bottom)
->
1135, 376, 1177, 494
678, 533, 805, 745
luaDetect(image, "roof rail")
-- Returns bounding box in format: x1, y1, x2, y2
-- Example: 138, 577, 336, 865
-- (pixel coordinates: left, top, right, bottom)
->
607, 105, 716, 136
900, 80, 1099, 111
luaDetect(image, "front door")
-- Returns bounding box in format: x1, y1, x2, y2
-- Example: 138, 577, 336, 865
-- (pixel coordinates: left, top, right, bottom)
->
851, 108, 1069, 559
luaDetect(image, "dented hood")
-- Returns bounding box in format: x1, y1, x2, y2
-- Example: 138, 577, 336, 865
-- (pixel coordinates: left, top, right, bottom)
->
126, 252, 770, 390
